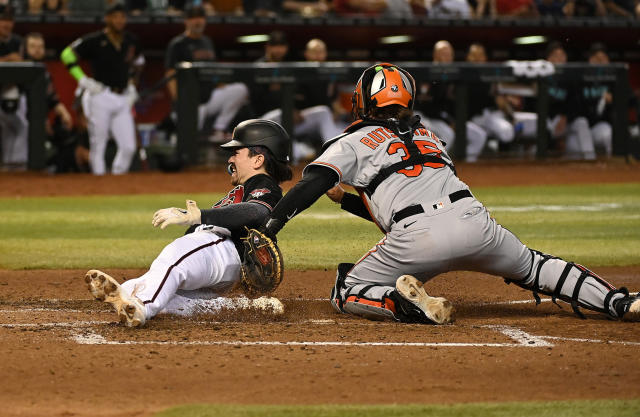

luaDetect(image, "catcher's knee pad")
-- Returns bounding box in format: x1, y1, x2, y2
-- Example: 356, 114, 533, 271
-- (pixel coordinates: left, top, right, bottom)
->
505, 249, 628, 319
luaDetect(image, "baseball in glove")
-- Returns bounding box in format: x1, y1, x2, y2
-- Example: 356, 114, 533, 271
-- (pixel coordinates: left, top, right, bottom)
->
239, 228, 284, 297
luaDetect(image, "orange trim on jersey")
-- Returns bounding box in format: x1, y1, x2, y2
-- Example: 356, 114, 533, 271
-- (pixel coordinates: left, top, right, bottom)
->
355, 187, 386, 234
309, 161, 343, 180
354, 235, 388, 266
344, 119, 364, 132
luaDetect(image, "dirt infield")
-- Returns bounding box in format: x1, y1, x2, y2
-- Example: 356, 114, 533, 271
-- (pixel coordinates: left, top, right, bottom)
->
1, 162, 640, 417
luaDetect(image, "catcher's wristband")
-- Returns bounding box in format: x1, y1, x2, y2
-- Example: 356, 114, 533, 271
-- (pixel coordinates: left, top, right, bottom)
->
263, 218, 284, 239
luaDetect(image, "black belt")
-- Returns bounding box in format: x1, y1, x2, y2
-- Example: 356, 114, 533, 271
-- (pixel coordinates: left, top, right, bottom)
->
392, 189, 472, 224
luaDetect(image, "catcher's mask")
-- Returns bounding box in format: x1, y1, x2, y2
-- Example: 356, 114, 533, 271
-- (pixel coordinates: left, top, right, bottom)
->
351, 63, 416, 120
221, 119, 291, 163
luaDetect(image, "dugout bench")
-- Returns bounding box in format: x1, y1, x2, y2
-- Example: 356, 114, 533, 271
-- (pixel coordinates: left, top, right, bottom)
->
175, 61, 631, 166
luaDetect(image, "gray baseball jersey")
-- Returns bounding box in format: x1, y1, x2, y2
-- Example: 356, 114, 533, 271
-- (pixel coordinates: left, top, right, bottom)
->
318, 120, 626, 322
308, 124, 468, 232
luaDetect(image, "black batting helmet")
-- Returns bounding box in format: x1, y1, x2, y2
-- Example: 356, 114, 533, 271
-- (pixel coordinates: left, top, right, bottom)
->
221, 119, 290, 163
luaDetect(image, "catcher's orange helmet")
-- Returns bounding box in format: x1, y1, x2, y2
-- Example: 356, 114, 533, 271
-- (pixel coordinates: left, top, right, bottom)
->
352, 63, 416, 119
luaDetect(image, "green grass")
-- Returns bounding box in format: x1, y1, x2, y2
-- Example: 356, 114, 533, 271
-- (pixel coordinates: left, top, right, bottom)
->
0, 184, 639, 269
153, 400, 640, 417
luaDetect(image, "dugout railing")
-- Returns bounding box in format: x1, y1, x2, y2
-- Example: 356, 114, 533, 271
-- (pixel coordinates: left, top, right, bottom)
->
176, 61, 630, 166
0, 62, 47, 170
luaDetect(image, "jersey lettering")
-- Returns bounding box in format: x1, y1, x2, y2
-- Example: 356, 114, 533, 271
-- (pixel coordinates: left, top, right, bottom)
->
386, 138, 445, 178
360, 126, 433, 151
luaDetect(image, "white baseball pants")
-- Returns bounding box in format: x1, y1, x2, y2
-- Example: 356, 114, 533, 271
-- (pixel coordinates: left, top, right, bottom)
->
422, 117, 488, 162
198, 82, 249, 131
0, 94, 28, 165
262, 104, 343, 142
121, 229, 242, 320
471, 109, 515, 144
82, 88, 136, 175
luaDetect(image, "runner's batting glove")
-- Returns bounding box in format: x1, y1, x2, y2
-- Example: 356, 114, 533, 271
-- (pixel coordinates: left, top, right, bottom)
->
78, 76, 104, 95
152, 200, 201, 230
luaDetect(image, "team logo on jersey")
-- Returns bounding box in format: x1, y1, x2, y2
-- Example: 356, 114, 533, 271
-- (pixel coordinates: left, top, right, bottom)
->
213, 185, 244, 208
249, 188, 271, 198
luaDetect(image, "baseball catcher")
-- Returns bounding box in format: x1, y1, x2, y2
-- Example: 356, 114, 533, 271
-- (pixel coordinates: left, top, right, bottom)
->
84, 119, 292, 326
257, 62, 639, 324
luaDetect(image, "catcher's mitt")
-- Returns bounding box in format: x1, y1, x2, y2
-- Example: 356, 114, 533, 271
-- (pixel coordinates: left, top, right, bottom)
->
239, 229, 284, 297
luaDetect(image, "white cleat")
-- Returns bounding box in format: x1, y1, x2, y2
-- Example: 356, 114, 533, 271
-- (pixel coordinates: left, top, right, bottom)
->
84, 269, 146, 327
395, 275, 455, 324
251, 296, 284, 315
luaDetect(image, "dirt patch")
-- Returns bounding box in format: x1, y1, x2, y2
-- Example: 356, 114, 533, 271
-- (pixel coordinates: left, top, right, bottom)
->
1, 267, 639, 417
1, 160, 639, 197
1, 162, 639, 417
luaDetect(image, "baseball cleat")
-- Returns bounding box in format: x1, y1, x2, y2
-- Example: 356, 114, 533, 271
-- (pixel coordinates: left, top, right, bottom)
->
615, 292, 640, 321
85, 269, 146, 327
395, 275, 455, 324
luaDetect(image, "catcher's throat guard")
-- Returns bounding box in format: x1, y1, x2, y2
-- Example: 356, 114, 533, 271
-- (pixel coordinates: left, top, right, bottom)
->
239, 228, 284, 297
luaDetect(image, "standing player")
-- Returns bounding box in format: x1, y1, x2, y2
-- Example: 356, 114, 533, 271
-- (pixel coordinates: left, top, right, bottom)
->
85, 119, 292, 326
165, 5, 249, 142
0, 5, 28, 168
259, 63, 640, 324
60, 3, 144, 175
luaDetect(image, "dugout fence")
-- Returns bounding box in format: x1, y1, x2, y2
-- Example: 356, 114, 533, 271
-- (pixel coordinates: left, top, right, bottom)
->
0, 62, 47, 170
0, 61, 630, 170
176, 61, 631, 166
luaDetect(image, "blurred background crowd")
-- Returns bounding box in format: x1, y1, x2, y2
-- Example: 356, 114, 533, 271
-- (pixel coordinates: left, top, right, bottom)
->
3, 0, 640, 19
0, 0, 639, 174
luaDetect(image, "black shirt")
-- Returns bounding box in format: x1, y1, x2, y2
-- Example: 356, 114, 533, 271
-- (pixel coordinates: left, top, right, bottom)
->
207, 173, 283, 253
467, 82, 495, 118
580, 83, 611, 125
71, 31, 141, 90
165, 34, 216, 104
295, 80, 333, 110
415, 81, 455, 123
45, 70, 60, 110
250, 56, 284, 116
0, 33, 22, 58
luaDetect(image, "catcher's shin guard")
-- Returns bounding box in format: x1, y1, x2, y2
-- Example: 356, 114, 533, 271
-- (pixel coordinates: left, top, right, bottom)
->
333, 272, 454, 324
330, 263, 354, 313
505, 249, 628, 319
